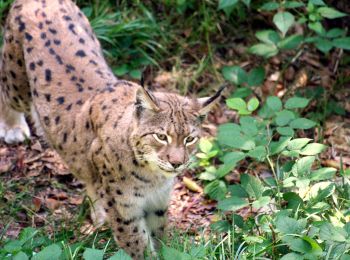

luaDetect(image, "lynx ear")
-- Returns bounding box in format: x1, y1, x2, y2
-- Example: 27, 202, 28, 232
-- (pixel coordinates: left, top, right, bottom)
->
198, 85, 226, 116
135, 86, 160, 118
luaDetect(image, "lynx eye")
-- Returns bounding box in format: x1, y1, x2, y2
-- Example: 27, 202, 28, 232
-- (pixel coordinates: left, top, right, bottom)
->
184, 136, 198, 146
153, 133, 169, 144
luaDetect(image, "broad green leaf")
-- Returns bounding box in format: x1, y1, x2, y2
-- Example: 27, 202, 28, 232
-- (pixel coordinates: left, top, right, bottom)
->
275, 216, 306, 234
307, 182, 335, 200
211, 220, 231, 232
4, 240, 23, 253
252, 196, 270, 209
309, 0, 326, 6
333, 37, 350, 50
204, 180, 227, 200
318, 7, 347, 19
218, 197, 249, 211
301, 236, 323, 255
247, 146, 266, 161
33, 244, 62, 260
226, 98, 246, 111
278, 34, 303, 50
113, 64, 129, 76
287, 138, 312, 150
247, 97, 259, 111
287, 238, 312, 254
260, 2, 279, 11
216, 163, 236, 178
281, 253, 304, 260
222, 152, 246, 165
326, 28, 346, 38
14, 252, 29, 260
289, 118, 316, 129
320, 223, 347, 242
249, 43, 278, 58
277, 126, 294, 136
222, 66, 247, 85
300, 143, 327, 155
283, 192, 303, 210
255, 30, 281, 45
161, 246, 191, 260
189, 246, 206, 258
284, 1, 304, 8
308, 22, 326, 35
240, 116, 258, 136
315, 38, 333, 53
310, 167, 337, 181
275, 109, 295, 126
273, 12, 295, 36
217, 123, 241, 146
228, 185, 249, 198
199, 138, 213, 153
292, 156, 315, 176
19, 227, 38, 243
267, 96, 282, 112
232, 87, 252, 98
218, 0, 239, 10
248, 66, 265, 87
270, 137, 292, 155
241, 174, 263, 199
108, 250, 132, 260
285, 97, 310, 109
129, 69, 142, 80
228, 136, 256, 150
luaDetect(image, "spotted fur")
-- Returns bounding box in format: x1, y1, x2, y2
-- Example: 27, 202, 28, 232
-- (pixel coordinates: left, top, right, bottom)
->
0, 0, 221, 259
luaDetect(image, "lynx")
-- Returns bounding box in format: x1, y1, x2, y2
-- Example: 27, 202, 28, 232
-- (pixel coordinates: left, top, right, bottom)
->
0, 0, 223, 258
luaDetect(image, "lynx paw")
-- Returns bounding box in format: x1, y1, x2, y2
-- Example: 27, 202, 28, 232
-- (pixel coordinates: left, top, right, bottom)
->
0, 121, 30, 144
91, 207, 107, 228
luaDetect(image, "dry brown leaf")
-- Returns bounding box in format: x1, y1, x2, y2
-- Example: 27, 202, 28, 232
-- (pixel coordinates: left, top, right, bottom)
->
183, 177, 203, 193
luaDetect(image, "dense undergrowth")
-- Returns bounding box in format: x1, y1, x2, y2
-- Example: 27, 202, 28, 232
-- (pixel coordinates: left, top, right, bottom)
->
0, 0, 349, 259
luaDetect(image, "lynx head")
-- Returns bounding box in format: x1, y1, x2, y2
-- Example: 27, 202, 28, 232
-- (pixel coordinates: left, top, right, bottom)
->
130, 85, 224, 177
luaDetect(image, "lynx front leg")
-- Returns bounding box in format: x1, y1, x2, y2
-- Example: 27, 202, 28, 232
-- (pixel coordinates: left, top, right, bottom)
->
86, 183, 107, 227
107, 204, 155, 260
145, 209, 167, 250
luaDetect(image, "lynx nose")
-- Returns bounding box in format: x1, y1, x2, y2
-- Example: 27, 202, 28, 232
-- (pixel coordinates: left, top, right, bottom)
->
170, 162, 182, 169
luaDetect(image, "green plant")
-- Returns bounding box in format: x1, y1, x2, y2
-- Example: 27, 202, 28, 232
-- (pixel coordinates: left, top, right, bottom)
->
196, 89, 350, 258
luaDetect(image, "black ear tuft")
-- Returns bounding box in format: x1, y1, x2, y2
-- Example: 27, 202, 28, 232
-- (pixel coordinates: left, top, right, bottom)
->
198, 85, 226, 116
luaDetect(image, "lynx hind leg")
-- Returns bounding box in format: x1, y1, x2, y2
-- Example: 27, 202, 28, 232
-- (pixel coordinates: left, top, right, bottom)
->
86, 184, 107, 227
0, 96, 30, 144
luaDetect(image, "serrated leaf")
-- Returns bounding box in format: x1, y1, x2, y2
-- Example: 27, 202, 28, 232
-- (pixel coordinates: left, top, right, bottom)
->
277, 126, 294, 136
326, 28, 346, 38
255, 30, 281, 45
318, 7, 347, 19
287, 238, 312, 254
309, 0, 326, 6
308, 21, 326, 35
284, 1, 305, 8
248, 66, 266, 86
228, 185, 249, 198
222, 66, 247, 85
204, 180, 227, 200
241, 174, 263, 199
33, 244, 63, 260
108, 249, 132, 260
292, 156, 315, 176
218, 123, 241, 146
4, 240, 23, 253
287, 138, 312, 150
240, 116, 258, 136
275, 109, 295, 126
278, 34, 303, 50
275, 216, 306, 234
300, 143, 327, 155
218, 197, 249, 211
290, 118, 316, 129
310, 167, 337, 181
320, 223, 347, 242
333, 37, 350, 50
222, 152, 246, 165
285, 97, 310, 109
249, 43, 279, 58
273, 12, 295, 36
247, 97, 259, 111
